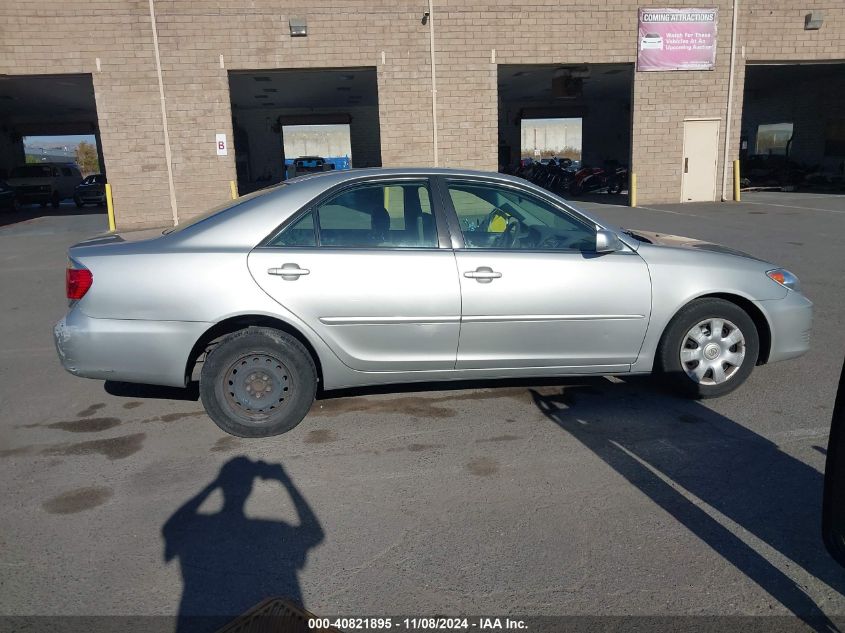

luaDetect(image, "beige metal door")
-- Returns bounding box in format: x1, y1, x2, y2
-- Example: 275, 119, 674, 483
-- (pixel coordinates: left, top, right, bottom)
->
681, 119, 720, 202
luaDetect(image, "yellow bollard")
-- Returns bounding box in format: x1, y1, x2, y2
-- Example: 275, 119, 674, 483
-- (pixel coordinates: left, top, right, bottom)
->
733, 159, 741, 202
630, 173, 637, 208
230, 180, 238, 200
105, 183, 116, 232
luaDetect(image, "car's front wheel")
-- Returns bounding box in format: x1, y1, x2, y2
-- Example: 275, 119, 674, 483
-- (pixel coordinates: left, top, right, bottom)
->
200, 327, 317, 437
657, 298, 759, 398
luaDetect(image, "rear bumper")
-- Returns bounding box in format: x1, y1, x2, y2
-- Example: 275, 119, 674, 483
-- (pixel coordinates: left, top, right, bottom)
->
756, 291, 813, 364
53, 308, 211, 388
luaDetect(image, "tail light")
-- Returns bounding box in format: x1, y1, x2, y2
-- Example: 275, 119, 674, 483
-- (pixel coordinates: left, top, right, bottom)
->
66, 266, 93, 301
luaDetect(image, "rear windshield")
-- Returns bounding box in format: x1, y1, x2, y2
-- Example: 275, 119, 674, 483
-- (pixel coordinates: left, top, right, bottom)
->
11, 165, 53, 178
163, 183, 285, 235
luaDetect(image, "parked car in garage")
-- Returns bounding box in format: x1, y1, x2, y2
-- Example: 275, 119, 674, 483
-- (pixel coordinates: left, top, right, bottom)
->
74, 174, 107, 207
54, 168, 812, 438
0, 180, 20, 211
7, 163, 82, 208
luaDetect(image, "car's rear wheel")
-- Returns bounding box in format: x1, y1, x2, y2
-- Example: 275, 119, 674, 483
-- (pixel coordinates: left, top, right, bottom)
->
657, 298, 759, 398
74, 196, 84, 208
200, 327, 317, 437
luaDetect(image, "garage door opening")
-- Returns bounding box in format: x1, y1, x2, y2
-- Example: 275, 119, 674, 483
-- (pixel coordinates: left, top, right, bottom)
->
0, 74, 106, 222
740, 63, 845, 193
228, 68, 381, 194
498, 63, 633, 201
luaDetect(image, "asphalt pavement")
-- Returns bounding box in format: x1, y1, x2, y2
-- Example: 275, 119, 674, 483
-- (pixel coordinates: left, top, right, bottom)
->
1, 193, 844, 628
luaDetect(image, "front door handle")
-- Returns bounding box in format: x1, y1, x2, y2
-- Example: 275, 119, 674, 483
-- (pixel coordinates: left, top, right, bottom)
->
464, 266, 502, 283
268, 263, 310, 281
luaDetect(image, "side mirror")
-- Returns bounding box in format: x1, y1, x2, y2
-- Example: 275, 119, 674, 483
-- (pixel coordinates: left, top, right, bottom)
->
595, 229, 623, 253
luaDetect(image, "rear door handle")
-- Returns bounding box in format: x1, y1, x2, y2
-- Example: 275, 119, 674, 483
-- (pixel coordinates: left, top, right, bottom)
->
684, 157, 689, 173
464, 266, 502, 283
268, 263, 310, 280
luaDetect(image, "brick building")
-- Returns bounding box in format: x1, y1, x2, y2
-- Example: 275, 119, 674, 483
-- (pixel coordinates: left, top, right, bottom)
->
1, 1, 843, 229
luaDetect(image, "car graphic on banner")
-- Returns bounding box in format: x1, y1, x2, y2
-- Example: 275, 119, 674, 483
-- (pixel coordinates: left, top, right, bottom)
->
640, 33, 664, 50
637, 8, 718, 71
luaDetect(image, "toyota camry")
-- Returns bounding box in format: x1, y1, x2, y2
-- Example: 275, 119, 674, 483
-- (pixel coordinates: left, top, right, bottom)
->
54, 168, 812, 437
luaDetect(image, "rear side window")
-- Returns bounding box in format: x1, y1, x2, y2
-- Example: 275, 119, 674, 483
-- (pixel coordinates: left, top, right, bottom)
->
268, 211, 317, 247
270, 180, 437, 248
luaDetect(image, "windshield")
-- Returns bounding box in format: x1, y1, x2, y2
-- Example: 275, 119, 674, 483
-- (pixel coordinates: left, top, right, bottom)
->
11, 165, 53, 178
162, 184, 285, 235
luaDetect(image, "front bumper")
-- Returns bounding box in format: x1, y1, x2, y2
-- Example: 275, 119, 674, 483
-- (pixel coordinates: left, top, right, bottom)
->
77, 191, 105, 203
54, 307, 211, 388
756, 290, 813, 364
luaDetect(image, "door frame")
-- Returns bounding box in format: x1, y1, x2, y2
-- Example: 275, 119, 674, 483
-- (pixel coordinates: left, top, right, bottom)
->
680, 117, 720, 203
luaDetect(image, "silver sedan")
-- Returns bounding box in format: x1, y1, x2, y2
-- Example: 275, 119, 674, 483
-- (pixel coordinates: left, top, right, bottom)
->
54, 168, 812, 437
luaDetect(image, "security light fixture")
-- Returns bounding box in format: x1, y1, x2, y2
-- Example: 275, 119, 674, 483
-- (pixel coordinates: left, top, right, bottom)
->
289, 17, 307, 37
805, 11, 823, 30
421, 11, 430, 25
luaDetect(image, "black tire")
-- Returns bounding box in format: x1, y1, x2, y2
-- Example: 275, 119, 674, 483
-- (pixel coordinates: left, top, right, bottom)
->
656, 298, 759, 399
51, 191, 60, 208
74, 197, 84, 208
200, 327, 317, 437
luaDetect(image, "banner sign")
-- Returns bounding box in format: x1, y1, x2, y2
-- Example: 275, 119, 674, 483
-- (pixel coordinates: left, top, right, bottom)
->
637, 8, 718, 71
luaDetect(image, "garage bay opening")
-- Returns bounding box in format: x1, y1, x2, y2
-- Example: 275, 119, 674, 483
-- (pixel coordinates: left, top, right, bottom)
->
497, 63, 633, 204
0, 74, 107, 221
740, 63, 845, 193
228, 68, 381, 194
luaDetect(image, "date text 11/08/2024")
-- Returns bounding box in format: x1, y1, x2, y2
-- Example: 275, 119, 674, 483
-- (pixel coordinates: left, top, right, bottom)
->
307, 618, 528, 630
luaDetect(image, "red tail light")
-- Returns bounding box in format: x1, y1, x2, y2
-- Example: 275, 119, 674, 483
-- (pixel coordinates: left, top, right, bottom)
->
66, 267, 93, 301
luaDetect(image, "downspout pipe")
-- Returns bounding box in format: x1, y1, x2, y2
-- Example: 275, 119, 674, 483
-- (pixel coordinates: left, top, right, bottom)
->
148, 0, 179, 225
427, 0, 439, 167
721, 0, 740, 201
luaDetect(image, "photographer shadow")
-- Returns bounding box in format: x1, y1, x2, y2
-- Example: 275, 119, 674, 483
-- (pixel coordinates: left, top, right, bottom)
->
531, 377, 843, 631
162, 457, 324, 632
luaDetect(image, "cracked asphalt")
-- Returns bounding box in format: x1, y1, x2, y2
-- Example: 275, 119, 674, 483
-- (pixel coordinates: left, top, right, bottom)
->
1, 192, 844, 627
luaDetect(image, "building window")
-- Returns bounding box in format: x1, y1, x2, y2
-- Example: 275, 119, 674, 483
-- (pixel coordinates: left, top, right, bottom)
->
755, 123, 793, 156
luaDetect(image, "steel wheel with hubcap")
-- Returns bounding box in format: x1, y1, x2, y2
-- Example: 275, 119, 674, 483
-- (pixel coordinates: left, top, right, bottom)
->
680, 317, 746, 385
200, 327, 317, 437
658, 298, 759, 398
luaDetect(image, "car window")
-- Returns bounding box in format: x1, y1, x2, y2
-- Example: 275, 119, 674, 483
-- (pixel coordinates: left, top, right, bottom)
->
446, 180, 595, 251
313, 181, 437, 248
267, 210, 317, 247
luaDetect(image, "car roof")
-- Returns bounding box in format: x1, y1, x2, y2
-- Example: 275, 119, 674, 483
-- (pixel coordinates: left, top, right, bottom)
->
281, 166, 540, 189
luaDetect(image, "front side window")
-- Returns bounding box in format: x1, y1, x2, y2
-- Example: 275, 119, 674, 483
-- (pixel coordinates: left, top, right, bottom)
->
447, 181, 595, 251
315, 181, 437, 248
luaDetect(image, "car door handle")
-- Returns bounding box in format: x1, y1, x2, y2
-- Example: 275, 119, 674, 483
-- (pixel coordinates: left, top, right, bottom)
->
464, 267, 502, 283
268, 264, 310, 280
